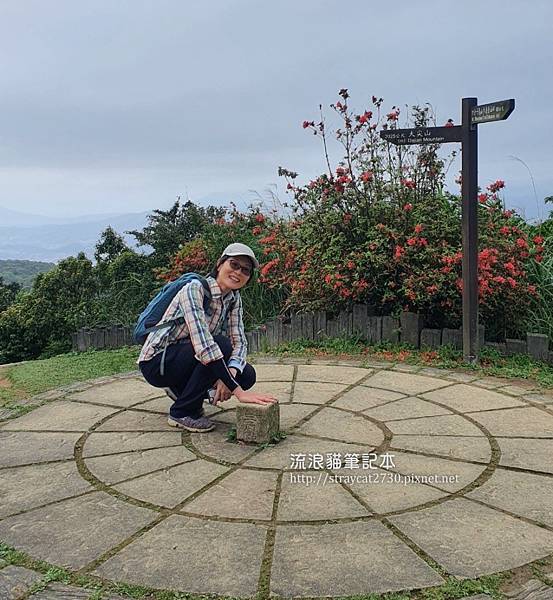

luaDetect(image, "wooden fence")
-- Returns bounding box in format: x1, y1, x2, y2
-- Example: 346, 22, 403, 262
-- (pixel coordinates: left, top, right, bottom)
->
72, 306, 553, 364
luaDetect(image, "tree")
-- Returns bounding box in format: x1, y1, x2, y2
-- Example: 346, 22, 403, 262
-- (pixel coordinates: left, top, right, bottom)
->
128, 199, 225, 266
0, 276, 20, 313
94, 226, 129, 264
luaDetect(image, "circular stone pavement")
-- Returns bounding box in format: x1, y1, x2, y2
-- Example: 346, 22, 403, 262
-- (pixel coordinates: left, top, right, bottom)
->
1, 360, 553, 598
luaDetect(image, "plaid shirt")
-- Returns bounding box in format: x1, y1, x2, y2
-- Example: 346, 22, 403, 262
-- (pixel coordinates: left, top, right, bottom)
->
137, 276, 247, 372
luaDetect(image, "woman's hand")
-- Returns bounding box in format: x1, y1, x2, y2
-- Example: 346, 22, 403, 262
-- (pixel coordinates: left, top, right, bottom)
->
234, 387, 278, 405
213, 379, 232, 404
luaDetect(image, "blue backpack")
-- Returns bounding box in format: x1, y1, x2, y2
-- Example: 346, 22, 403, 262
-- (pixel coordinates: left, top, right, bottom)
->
133, 273, 211, 345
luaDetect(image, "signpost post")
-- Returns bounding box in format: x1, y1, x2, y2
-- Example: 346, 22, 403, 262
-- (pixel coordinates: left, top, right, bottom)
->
380, 97, 515, 364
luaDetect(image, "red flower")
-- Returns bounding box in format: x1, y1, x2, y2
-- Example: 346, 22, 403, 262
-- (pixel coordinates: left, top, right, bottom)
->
516, 238, 528, 249
255, 213, 265, 223
347, 261, 355, 269
493, 275, 506, 284
360, 171, 374, 183
535, 255, 543, 263
324, 274, 333, 285
478, 194, 488, 204
387, 109, 400, 121
487, 179, 505, 193
533, 235, 544, 244
414, 224, 423, 233
394, 245, 404, 259
302, 120, 314, 129
343, 213, 352, 224
403, 203, 413, 211
406, 237, 417, 246
418, 237, 428, 246
503, 210, 514, 218
252, 226, 262, 235
444, 119, 455, 128
401, 178, 416, 189
499, 226, 510, 235
426, 284, 438, 293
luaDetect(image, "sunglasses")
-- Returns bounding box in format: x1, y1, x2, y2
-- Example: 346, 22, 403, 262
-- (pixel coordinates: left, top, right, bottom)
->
227, 258, 252, 277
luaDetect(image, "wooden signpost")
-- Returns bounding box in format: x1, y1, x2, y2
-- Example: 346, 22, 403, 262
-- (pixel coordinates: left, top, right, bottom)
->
380, 97, 515, 364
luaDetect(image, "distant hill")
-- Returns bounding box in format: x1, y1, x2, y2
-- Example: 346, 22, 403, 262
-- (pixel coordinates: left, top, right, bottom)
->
0, 209, 149, 261
0, 259, 55, 289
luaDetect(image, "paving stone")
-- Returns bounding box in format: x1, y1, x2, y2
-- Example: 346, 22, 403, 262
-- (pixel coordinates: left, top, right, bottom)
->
273, 403, 316, 430
468, 406, 553, 437
94, 515, 267, 597
390, 434, 492, 462
473, 376, 509, 388
297, 407, 385, 446
94, 410, 171, 431
498, 438, 553, 474
387, 414, 485, 436
362, 370, 447, 395
504, 579, 553, 600
524, 392, 553, 405
0, 461, 92, 518
278, 470, 369, 520
271, 521, 444, 596
32, 582, 91, 599
392, 363, 422, 373
418, 367, 452, 377
251, 380, 292, 402
363, 397, 453, 421
243, 435, 367, 470
84, 445, 196, 484
184, 468, 277, 519
68, 379, 162, 407
389, 497, 553, 578
295, 364, 368, 384
462, 595, 492, 600
330, 466, 448, 513
0, 565, 42, 600
254, 363, 294, 381
444, 371, 480, 383
190, 424, 258, 464
499, 385, 539, 397
292, 381, 348, 404
467, 469, 553, 526
82, 431, 182, 457
387, 450, 486, 492
0, 401, 117, 432
332, 386, 405, 411
114, 459, 229, 507
422, 384, 527, 412
0, 431, 81, 467
131, 395, 172, 412
0, 491, 156, 569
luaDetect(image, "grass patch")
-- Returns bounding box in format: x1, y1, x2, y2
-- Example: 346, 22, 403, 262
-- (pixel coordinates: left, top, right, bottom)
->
0, 346, 140, 409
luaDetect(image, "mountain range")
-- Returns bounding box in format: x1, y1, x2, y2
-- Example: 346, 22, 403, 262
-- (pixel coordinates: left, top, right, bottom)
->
0, 205, 149, 262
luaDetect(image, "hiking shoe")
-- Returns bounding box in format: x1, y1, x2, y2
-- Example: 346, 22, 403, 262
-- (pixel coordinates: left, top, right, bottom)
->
163, 387, 178, 401
167, 414, 215, 432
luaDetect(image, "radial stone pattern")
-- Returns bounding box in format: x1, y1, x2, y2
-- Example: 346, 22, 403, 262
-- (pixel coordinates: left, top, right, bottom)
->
1, 362, 553, 598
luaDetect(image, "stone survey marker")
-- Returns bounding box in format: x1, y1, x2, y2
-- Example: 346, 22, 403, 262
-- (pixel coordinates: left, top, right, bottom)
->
1, 360, 553, 598
236, 400, 280, 443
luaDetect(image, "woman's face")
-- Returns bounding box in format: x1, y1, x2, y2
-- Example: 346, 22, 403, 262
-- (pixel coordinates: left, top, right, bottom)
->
216, 256, 252, 293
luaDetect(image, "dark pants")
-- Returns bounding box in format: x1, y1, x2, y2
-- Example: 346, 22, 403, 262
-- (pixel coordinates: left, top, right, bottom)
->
139, 335, 256, 418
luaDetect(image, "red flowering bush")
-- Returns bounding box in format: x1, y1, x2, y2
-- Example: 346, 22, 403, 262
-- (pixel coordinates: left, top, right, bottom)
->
258, 90, 544, 339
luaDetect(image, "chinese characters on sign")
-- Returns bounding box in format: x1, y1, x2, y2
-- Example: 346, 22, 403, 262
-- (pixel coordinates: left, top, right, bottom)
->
289, 452, 396, 470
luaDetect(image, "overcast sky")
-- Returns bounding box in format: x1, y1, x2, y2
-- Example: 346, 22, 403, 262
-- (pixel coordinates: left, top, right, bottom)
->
1, 0, 552, 221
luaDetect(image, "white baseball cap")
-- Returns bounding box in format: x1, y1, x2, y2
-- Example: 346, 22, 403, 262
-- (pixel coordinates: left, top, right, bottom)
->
221, 242, 259, 269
